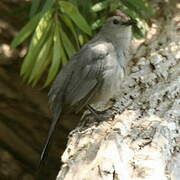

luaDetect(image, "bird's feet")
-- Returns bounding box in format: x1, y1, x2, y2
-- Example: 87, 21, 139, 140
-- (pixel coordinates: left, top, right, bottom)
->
86, 104, 115, 122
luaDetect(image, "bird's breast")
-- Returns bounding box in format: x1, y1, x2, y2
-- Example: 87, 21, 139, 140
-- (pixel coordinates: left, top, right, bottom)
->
91, 61, 124, 104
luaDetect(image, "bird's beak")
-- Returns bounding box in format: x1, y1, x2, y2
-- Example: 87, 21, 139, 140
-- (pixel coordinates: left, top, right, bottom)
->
122, 19, 137, 26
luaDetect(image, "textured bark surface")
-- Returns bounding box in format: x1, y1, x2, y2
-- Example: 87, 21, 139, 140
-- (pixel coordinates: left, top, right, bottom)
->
57, 1, 180, 180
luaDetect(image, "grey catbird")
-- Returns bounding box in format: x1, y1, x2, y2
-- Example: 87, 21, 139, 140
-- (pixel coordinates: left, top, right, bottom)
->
39, 11, 136, 167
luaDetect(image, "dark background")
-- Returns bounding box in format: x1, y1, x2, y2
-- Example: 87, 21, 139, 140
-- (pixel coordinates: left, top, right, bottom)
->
0, 1, 75, 179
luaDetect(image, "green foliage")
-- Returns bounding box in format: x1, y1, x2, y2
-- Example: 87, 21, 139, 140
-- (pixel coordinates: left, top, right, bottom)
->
59, 1, 92, 35
11, 0, 154, 87
11, 12, 42, 48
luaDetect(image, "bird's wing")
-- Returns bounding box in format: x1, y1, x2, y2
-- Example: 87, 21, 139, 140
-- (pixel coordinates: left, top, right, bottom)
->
49, 41, 113, 113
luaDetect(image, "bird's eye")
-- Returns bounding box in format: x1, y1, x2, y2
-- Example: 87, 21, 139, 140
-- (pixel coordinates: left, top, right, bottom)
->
113, 19, 119, 24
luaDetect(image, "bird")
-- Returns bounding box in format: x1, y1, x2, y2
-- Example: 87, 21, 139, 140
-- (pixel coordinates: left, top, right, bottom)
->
39, 10, 136, 168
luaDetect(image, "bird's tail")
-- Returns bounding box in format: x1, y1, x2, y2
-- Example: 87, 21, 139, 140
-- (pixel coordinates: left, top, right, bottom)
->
38, 107, 62, 169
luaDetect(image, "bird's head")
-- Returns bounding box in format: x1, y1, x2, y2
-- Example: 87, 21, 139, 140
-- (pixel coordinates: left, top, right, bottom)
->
100, 10, 136, 43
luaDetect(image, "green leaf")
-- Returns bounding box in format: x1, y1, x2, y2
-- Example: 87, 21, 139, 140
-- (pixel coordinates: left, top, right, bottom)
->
57, 26, 67, 65
72, 0, 94, 22
32, 53, 52, 87
28, 31, 53, 85
91, 1, 109, 12
121, 0, 154, 19
30, 0, 55, 17
42, 0, 55, 12
20, 10, 53, 77
11, 12, 42, 48
33, 9, 53, 42
127, 0, 154, 17
21, 24, 51, 79
91, 19, 103, 30
60, 13, 80, 49
109, 0, 121, 11
60, 48, 68, 65
45, 23, 62, 86
57, 27, 67, 66
59, 1, 91, 35
30, 0, 41, 17
78, 33, 84, 46
58, 22, 76, 58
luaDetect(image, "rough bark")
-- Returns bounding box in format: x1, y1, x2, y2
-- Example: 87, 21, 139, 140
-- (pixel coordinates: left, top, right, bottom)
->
57, 1, 180, 180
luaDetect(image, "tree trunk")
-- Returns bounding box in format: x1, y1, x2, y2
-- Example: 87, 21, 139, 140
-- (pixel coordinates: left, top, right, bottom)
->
56, 1, 180, 180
